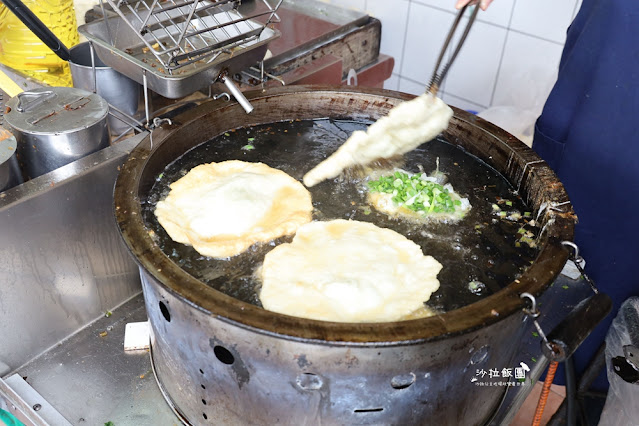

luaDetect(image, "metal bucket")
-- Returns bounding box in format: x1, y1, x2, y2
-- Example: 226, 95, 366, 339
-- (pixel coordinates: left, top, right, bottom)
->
0, 127, 23, 191
4, 87, 110, 180
69, 42, 140, 136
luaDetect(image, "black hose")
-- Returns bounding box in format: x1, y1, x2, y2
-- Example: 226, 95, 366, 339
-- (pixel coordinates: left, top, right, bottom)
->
565, 356, 578, 425
578, 344, 606, 392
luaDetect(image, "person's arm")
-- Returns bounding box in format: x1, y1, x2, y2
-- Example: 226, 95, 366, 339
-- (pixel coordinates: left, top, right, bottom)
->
455, 0, 494, 11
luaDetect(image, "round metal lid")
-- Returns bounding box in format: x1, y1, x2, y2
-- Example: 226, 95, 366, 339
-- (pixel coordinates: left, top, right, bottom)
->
0, 127, 17, 164
4, 87, 109, 135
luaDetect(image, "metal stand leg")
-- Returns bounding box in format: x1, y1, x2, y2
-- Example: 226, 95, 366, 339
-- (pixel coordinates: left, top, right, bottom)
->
565, 356, 577, 426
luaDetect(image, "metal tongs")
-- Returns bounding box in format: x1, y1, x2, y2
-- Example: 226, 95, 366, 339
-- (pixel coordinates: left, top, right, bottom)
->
428, 4, 480, 95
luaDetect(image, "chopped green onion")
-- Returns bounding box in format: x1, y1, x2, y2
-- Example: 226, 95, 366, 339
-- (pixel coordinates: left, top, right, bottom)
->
241, 144, 255, 151
224, 132, 230, 136
247, 137, 255, 142
505, 200, 513, 207
368, 172, 462, 215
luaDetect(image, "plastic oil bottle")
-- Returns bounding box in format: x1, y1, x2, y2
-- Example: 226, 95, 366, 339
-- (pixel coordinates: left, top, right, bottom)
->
0, 0, 79, 87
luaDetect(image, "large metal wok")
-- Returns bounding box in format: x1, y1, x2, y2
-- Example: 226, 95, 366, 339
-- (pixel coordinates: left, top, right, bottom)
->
114, 86, 575, 425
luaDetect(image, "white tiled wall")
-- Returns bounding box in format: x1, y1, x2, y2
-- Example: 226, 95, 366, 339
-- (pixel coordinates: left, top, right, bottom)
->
322, 0, 582, 115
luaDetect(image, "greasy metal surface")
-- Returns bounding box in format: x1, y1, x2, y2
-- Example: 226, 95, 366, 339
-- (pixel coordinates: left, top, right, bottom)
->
267, 17, 380, 81
13, 295, 178, 425
79, 12, 280, 99
114, 86, 576, 344
0, 134, 144, 373
263, 0, 369, 67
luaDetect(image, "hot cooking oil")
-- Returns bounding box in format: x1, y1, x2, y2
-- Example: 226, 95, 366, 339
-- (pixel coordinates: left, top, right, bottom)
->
0, 0, 79, 87
144, 119, 541, 312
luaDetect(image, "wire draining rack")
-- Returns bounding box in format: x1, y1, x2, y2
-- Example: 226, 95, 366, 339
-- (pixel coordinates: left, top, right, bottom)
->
80, 0, 282, 100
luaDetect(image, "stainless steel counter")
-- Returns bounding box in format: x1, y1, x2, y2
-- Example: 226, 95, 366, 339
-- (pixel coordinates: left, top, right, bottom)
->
2, 295, 178, 425
0, 133, 145, 376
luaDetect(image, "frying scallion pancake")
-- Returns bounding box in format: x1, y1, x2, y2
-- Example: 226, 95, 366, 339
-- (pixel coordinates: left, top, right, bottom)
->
155, 161, 312, 258
259, 219, 442, 322
367, 170, 471, 221
303, 93, 453, 187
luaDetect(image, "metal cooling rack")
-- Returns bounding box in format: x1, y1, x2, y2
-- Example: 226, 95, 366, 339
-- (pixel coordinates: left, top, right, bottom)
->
100, 0, 282, 74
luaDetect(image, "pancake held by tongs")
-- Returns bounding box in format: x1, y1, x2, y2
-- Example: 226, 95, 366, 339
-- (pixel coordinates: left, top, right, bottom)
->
303, 4, 479, 188
302, 93, 454, 187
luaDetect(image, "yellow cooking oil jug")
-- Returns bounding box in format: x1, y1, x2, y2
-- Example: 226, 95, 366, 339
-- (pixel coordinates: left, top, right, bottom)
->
0, 0, 79, 87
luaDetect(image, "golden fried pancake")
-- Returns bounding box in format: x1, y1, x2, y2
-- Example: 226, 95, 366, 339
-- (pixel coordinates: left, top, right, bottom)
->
259, 219, 442, 322
303, 93, 453, 187
155, 161, 312, 258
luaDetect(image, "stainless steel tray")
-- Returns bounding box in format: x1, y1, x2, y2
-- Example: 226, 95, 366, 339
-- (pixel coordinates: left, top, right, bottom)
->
79, 10, 280, 98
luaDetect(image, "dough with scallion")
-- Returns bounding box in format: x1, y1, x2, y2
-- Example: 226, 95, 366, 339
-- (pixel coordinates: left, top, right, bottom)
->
367, 170, 471, 221
259, 219, 442, 322
154, 161, 312, 258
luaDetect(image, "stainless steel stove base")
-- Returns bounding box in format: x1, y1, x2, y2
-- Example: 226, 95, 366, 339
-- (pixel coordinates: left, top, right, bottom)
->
150, 346, 191, 426
1, 275, 594, 425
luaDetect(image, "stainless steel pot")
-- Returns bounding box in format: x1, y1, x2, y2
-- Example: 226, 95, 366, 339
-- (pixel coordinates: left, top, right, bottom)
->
114, 86, 576, 425
69, 42, 140, 136
4, 87, 110, 180
0, 127, 23, 192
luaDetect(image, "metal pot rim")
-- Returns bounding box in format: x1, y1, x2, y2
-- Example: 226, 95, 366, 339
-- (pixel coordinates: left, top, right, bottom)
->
114, 85, 575, 344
